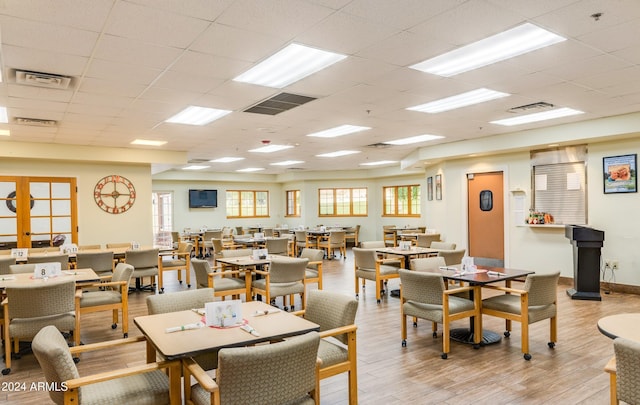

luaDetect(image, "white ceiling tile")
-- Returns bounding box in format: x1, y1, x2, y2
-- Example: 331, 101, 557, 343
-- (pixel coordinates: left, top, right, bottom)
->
0, 0, 114, 31
85, 59, 163, 85
2, 45, 89, 77
170, 51, 252, 79
94, 35, 184, 69
78, 77, 148, 98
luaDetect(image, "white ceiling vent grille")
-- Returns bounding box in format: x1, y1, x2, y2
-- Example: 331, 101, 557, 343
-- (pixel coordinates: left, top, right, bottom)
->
508, 101, 554, 113
14, 117, 58, 127
15, 70, 72, 89
244, 92, 317, 115
366, 142, 392, 149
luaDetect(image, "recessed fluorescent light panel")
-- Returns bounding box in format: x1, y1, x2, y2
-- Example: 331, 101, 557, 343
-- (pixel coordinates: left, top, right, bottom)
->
271, 160, 304, 166
490, 107, 584, 126
0, 129, 10, 136
131, 139, 167, 146
0, 107, 7, 123
165, 106, 231, 126
182, 165, 209, 170
316, 150, 361, 158
233, 43, 347, 88
360, 160, 397, 166
407, 88, 510, 113
248, 144, 294, 153
410, 23, 566, 77
236, 167, 265, 172
307, 125, 371, 138
384, 134, 444, 145
210, 157, 245, 163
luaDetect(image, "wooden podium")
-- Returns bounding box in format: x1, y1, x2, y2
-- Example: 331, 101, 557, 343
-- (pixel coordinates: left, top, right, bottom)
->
565, 225, 604, 301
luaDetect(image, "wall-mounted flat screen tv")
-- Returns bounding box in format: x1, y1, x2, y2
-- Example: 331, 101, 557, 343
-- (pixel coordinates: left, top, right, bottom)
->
189, 189, 217, 208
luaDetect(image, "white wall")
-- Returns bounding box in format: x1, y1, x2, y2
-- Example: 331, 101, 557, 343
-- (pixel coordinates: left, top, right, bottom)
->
0, 159, 154, 246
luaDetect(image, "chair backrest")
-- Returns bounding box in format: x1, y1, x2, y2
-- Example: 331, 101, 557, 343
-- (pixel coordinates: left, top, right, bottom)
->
352, 247, 378, 269
431, 241, 456, 250
269, 258, 308, 283
125, 248, 159, 269
27, 254, 69, 270
299, 248, 325, 266
235, 226, 244, 235
217, 331, 320, 405
0, 256, 16, 274
437, 249, 466, 266
176, 241, 193, 255
106, 242, 131, 249
416, 233, 441, 248
305, 290, 357, 345
76, 251, 115, 273
211, 238, 224, 254
221, 248, 252, 258
266, 238, 289, 255
6, 279, 76, 318
203, 230, 222, 240
112, 262, 134, 286
399, 269, 445, 305
9, 263, 35, 274
32, 325, 81, 405
171, 231, 180, 243
78, 244, 102, 251
328, 231, 346, 243
146, 288, 215, 314
410, 256, 446, 271
191, 259, 212, 289
222, 227, 233, 237
359, 241, 385, 249
295, 230, 308, 245
524, 272, 560, 306
263, 228, 274, 237
383, 225, 395, 231
614, 337, 640, 404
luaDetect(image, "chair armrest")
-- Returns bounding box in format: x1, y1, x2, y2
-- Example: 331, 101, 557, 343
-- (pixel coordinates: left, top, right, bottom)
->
377, 257, 404, 265
319, 324, 357, 339
69, 336, 147, 355
65, 359, 180, 389
307, 260, 323, 267
82, 280, 127, 289
290, 309, 305, 317
183, 357, 219, 393
252, 269, 270, 276
481, 285, 527, 295
443, 285, 476, 296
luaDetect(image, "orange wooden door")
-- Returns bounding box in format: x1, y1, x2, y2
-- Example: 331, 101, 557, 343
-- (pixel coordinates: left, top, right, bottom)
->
467, 172, 504, 261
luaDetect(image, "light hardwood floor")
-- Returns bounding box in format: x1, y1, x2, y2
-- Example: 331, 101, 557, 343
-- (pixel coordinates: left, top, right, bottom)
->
2, 249, 638, 404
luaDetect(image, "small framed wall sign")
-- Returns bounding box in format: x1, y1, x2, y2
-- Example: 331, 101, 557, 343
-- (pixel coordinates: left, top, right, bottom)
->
603, 154, 637, 194
435, 174, 442, 200
427, 177, 433, 201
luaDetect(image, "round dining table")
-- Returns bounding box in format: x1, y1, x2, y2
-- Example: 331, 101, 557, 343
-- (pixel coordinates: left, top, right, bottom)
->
597, 313, 640, 341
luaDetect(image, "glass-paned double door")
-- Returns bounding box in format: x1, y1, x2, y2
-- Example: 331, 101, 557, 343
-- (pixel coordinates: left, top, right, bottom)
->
0, 176, 78, 250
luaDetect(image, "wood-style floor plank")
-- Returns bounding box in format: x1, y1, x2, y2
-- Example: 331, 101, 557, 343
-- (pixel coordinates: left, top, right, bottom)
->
2, 249, 637, 404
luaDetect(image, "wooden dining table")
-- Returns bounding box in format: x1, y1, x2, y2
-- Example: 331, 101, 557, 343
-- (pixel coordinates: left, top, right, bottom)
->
597, 313, 640, 341
0, 268, 100, 289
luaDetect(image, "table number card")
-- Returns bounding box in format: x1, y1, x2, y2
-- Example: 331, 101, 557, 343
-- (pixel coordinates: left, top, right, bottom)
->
33, 262, 62, 278
205, 300, 242, 327
131, 241, 141, 250
399, 241, 412, 251
10, 248, 28, 258
461, 256, 475, 272
60, 244, 78, 254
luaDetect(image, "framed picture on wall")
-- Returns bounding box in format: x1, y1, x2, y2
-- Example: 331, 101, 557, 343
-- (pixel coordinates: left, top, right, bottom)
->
427, 177, 433, 201
435, 174, 442, 200
603, 154, 637, 194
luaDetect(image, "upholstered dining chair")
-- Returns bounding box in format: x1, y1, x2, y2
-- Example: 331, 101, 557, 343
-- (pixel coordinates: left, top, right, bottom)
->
438, 249, 467, 266
613, 337, 640, 405
158, 242, 193, 293
3, 279, 80, 374
383, 225, 397, 246
299, 248, 325, 291
416, 233, 441, 248
251, 257, 308, 311
430, 241, 457, 250
191, 259, 250, 301
202, 230, 222, 257
344, 224, 360, 247
0, 256, 16, 274
352, 247, 403, 304
398, 269, 481, 359
317, 230, 347, 259
481, 271, 560, 360
183, 331, 320, 405
294, 290, 358, 405
78, 263, 134, 339
76, 251, 115, 277
27, 253, 69, 270
125, 248, 160, 292
32, 325, 181, 405
294, 230, 308, 256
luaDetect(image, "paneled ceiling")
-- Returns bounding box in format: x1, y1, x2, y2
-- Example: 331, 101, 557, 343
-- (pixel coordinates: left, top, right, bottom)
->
1, 0, 639, 174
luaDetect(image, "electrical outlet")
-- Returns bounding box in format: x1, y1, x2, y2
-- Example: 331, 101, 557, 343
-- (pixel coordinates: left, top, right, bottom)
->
612, 260, 619, 271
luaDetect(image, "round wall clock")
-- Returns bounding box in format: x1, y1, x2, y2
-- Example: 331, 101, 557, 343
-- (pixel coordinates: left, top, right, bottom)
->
94, 175, 136, 214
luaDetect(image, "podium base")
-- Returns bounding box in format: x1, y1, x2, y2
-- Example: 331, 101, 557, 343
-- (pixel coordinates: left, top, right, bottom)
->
566, 288, 601, 301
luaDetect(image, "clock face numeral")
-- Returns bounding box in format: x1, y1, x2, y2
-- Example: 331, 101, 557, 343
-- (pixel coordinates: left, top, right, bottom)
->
94, 175, 136, 214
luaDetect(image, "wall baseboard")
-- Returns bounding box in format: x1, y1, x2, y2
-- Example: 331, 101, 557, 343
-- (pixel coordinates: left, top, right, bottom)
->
559, 276, 640, 295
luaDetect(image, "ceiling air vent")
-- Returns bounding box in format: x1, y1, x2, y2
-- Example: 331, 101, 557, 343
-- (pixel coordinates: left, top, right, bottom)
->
244, 92, 316, 116
14, 117, 57, 127
187, 158, 210, 164
15, 70, 72, 89
366, 142, 392, 149
508, 101, 554, 113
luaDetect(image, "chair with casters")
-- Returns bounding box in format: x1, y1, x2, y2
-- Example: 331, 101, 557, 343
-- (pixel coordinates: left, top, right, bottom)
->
76, 251, 115, 277
317, 230, 347, 259
481, 271, 560, 360
234, 226, 244, 236
125, 248, 160, 292
202, 230, 222, 257
398, 269, 481, 359
2, 279, 80, 375
344, 225, 360, 247
416, 233, 441, 248
430, 241, 456, 250
191, 259, 250, 301
0, 256, 16, 274
27, 253, 70, 270
78, 263, 134, 339
299, 248, 325, 291
158, 242, 193, 293
383, 225, 397, 246
438, 248, 467, 266
294, 230, 310, 256
184, 331, 320, 405
265, 237, 289, 256
251, 257, 307, 311
613, 337, 640, 405
32, 325, 181, 405
352, 247, 403, 304
170, 231, 181, 249
294, 290, 358, 405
